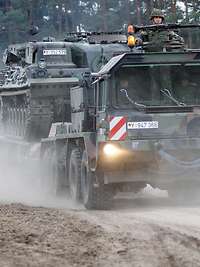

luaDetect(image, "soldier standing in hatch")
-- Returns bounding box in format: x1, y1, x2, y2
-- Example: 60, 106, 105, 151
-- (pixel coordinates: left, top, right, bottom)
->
140, 8, 184, 51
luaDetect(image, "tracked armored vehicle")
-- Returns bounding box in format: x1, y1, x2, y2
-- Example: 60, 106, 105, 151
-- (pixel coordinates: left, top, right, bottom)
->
0, 32, 128, 142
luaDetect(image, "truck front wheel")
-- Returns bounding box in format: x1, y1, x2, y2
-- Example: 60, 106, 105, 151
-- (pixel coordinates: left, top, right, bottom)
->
81, 150, 112, 210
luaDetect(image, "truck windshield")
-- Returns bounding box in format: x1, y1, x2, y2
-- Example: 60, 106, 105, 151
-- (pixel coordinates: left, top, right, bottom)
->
111, 64, 200, 108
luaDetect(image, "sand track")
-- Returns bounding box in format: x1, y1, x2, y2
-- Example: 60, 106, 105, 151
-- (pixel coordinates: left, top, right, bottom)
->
1, 199, 200, 267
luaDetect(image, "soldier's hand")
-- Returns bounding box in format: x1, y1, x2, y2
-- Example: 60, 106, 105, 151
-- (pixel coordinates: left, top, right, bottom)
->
135, 38, 143, 46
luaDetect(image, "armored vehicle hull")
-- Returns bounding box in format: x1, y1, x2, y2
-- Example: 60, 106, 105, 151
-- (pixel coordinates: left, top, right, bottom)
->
0, 35, 129, 141
0, 77, 78, 141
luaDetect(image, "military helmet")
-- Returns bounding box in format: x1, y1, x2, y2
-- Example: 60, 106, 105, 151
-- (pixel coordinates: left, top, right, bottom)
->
150, 9, 165, 20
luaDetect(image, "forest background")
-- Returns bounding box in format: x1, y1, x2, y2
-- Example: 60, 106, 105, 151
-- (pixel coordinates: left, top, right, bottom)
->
0, 0, 199, 51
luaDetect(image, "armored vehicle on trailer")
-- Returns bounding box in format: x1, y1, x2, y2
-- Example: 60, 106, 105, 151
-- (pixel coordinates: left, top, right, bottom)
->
40, 24, 200, 209
0, 32, 128, 142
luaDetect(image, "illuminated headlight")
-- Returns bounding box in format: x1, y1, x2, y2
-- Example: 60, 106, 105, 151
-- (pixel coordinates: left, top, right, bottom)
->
38, 59, 47, 69
103, 144, 121, 157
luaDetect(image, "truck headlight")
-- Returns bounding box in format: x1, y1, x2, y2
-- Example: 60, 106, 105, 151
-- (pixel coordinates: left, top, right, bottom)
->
103, 144, 121, 157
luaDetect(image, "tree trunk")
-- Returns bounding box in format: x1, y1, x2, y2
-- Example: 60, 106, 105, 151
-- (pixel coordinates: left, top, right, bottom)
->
100, 0, 107, 31
135, 0, 141, 25
184, 0, 189, 22
171, 0, 177, 23
145, 0, 154, 24
125, 0, 131, 24
5, 0, 12, 43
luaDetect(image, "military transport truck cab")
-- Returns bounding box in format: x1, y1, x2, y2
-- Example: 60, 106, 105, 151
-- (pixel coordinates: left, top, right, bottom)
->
68, 48, 200, 209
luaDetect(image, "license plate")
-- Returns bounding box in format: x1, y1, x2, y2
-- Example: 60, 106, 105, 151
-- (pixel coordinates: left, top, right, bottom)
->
127, 121, 159, 129
43, 49, 67, 55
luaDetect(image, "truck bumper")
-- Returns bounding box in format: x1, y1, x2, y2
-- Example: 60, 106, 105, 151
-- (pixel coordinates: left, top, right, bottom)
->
98, 138, 200, 185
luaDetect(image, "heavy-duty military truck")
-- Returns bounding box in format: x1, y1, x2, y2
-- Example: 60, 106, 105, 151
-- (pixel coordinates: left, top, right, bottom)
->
40, 24, 200, 209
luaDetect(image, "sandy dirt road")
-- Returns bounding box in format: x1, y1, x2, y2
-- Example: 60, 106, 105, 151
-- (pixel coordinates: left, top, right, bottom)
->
1, 196, 200, 267
0, 150, 200, 267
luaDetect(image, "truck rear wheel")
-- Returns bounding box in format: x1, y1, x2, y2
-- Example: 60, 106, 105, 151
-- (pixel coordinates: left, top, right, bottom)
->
81, 150, 112, 210
68, 147, 82, 202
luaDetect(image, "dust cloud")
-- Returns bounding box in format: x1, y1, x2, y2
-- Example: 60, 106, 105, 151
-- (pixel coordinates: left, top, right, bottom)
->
1, 139, 200, 211
0, 143, 82, 209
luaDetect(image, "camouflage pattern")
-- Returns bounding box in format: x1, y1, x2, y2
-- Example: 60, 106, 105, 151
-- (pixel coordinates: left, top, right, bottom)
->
134, 9, 184, 51
144, 29, 184, 51
150, 8, 165, 21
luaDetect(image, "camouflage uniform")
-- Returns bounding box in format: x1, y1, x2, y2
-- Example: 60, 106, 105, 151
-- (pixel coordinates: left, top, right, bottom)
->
141, 9, 184, 52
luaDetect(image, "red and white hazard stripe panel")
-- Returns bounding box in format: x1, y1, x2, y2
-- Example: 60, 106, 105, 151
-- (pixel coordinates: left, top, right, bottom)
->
108, 116, 127, 141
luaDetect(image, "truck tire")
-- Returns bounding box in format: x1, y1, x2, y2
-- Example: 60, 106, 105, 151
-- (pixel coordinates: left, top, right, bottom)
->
81, 150, 112, 210
68, 147, 82, 202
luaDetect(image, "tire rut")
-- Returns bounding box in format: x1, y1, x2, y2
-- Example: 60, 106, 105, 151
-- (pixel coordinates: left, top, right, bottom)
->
77, 209, 200, 267
151, 224, 200, 267
1, 204, 200, 266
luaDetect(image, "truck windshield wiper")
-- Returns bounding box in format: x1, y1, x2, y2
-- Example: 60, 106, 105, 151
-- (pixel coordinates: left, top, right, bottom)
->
120, 89, 146, 110
160, 89, 186, 107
